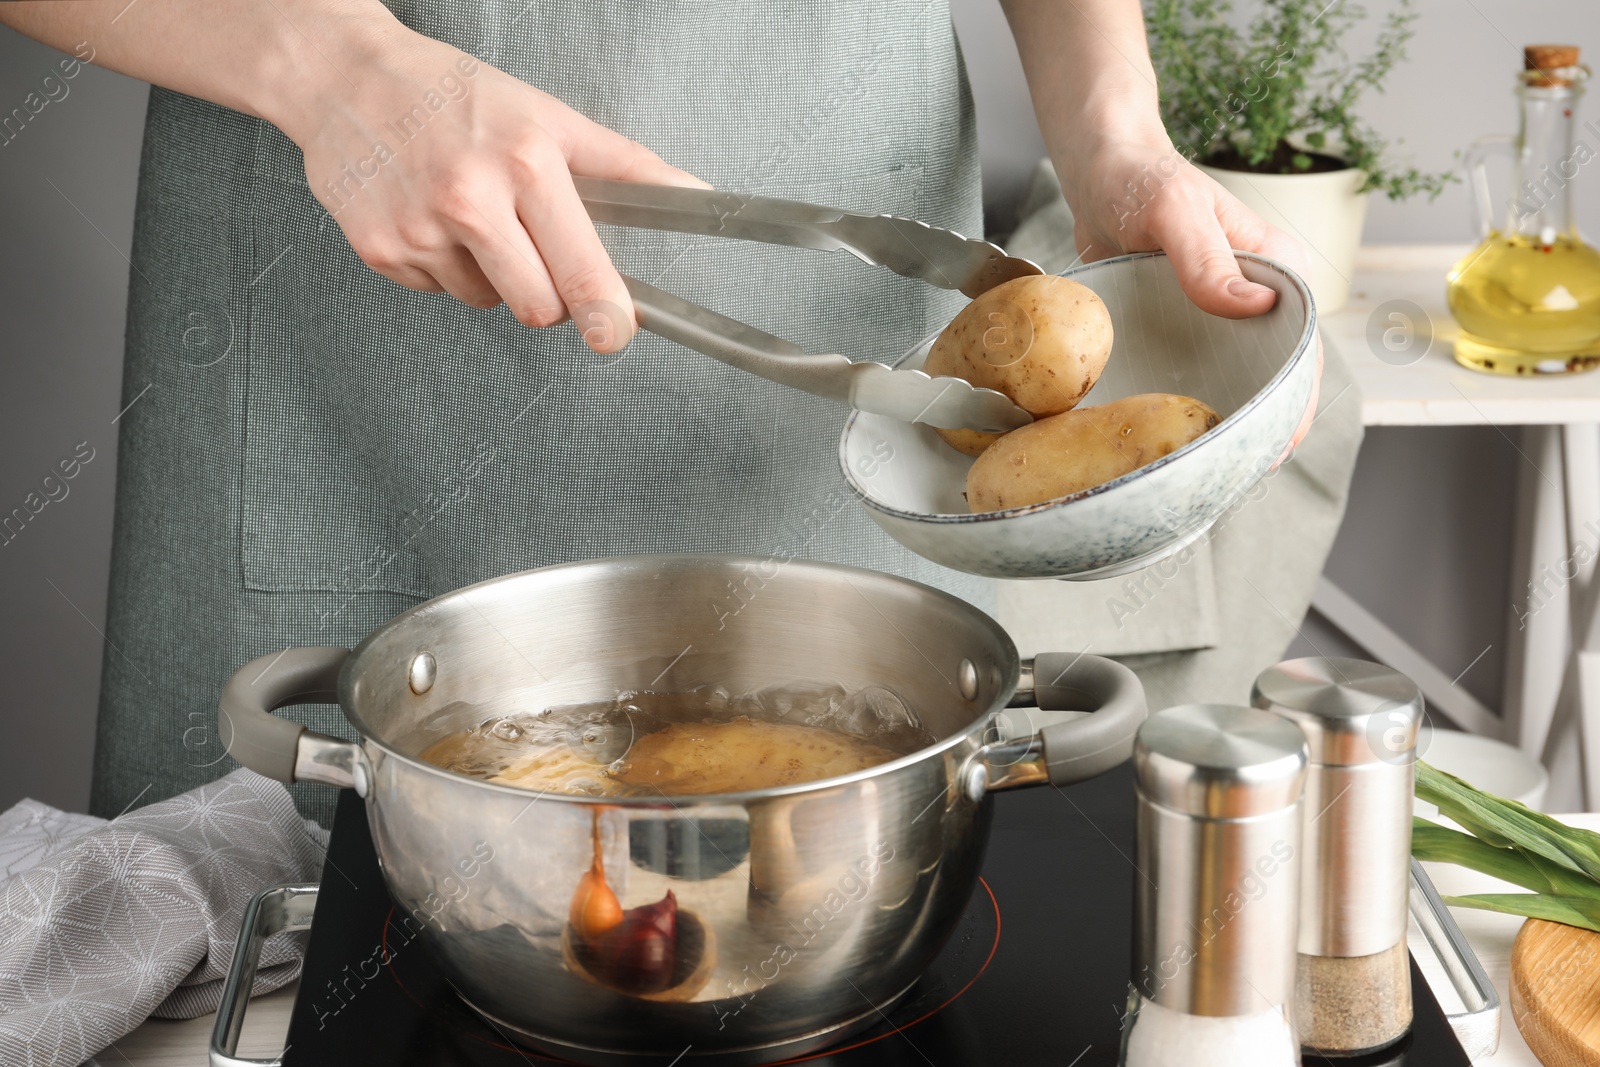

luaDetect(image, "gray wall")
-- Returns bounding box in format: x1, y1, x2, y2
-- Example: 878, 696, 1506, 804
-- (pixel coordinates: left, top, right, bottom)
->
2, 1, 1595, 812
955, 0, 1600, 241
0, 31, 146, 812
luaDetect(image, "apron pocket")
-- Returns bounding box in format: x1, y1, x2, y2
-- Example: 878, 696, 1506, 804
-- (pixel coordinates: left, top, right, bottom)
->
239, 165, 533, 598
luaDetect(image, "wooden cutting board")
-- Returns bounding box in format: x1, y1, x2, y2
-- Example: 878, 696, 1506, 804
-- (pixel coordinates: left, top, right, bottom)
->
1511, 917, 1600, 1065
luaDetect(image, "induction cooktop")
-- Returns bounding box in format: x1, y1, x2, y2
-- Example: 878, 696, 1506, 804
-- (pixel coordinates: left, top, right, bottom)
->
278, 767, 1471, 1066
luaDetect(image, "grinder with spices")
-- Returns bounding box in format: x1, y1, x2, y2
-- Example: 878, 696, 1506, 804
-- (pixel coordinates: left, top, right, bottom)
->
1253, 657, 1425, 1058
1118, 658, 1425, 1064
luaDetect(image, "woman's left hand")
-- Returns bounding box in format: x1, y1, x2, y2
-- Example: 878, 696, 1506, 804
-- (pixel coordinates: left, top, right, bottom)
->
1059, 132, 1311, 317
1057, 131, 1322, 452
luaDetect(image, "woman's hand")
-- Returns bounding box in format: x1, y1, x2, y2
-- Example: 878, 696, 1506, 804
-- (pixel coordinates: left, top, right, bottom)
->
999, 0, 1323, 449
0, 0, 693, 352
1058, 131, 1311, 319
1058, 131, 1322, 455
272, 22, 707, 353
998, 0, 1310, 321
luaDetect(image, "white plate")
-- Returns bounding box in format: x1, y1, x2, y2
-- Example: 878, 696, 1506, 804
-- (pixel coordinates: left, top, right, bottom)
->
1415, 728, 1549, 817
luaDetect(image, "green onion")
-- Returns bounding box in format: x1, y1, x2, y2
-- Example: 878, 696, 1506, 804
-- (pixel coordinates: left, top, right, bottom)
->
1411, 760, 1600, 934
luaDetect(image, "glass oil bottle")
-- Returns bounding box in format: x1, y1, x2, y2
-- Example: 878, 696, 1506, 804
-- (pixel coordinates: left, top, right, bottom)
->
1448, 45, 1600, 375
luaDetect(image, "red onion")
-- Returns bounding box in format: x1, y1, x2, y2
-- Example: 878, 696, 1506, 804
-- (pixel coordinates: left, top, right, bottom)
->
592, 890, 679, 994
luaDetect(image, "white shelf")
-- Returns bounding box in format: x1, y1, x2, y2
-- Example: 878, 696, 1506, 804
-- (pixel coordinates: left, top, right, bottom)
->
1324, 244, 1600, 427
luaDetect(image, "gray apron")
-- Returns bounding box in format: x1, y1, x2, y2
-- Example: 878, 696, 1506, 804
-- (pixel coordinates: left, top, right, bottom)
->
90, 0, 987, 825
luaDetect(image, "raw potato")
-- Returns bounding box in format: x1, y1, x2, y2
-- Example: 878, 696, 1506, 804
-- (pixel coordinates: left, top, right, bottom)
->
966, 393, 1221, 513
926, 275, 1114, 456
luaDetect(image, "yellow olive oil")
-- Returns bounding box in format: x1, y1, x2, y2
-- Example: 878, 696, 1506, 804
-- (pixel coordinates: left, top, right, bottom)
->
1450, 47, 1600, 375
1448, 232, 1600, 375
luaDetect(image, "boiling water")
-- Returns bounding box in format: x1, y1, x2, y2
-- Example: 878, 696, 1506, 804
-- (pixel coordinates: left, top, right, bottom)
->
417, 684, 935, 797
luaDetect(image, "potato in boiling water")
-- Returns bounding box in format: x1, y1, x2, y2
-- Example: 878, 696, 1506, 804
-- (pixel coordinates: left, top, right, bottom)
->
926, 275, 1114, 456
965, 393, 1221, 512
613, 719, 900, 795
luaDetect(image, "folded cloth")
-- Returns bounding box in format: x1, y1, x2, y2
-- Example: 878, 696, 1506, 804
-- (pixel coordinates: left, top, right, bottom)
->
0, 802, 105, 882
0, 769, 327, 1067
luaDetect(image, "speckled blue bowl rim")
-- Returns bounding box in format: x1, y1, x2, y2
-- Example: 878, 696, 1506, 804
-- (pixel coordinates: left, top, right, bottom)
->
837, 249, 1318, 524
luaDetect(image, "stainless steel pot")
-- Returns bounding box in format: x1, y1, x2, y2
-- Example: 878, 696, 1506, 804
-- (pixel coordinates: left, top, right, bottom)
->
221, 555, 1146, 1065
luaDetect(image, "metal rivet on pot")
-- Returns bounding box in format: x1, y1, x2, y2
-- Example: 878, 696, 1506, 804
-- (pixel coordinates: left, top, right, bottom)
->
957, 658, 979, 701
961, 761, 988, 803
408, 651, 437, 695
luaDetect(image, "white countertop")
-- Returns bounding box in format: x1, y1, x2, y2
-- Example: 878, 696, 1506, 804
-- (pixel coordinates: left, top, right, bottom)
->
103, 985, 295, 1066
1326, 245, 1600, 427
1401, 815, 1600, 1067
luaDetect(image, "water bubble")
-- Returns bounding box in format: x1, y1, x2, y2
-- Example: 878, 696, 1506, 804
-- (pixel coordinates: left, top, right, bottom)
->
837, 686, 915, 736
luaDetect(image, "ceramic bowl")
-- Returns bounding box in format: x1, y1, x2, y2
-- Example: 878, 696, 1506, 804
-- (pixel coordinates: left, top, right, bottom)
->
837, 251, 1318, 580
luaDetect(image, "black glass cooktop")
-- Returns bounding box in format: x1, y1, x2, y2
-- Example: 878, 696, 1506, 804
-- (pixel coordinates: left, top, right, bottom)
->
283, 767, 1470, 1066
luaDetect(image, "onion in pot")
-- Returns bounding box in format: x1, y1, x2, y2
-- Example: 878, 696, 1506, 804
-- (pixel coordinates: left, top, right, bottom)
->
569, 816, 623, 941
592, 891, 679, 994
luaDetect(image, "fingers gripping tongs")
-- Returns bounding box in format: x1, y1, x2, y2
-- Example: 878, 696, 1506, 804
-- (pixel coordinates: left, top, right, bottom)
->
574, 178, 1041, 434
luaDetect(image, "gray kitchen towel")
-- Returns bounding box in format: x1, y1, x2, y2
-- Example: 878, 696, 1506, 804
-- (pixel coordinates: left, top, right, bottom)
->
0, 769, 327, 1067
0, 803, 104, 882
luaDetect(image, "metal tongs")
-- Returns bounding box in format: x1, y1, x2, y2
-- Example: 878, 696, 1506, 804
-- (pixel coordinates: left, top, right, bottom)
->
575, 178, 1041, 434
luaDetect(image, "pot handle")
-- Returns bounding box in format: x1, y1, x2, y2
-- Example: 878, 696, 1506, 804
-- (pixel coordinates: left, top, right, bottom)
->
967, 653, 1147, 796
218, 647, 366, 792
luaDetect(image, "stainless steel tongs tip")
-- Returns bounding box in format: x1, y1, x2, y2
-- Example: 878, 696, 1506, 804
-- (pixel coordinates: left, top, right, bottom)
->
583, 180, 1042, 432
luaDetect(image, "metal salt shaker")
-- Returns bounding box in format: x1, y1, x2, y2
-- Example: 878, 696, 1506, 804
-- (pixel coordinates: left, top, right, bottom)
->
1253, 657, 1424, 1056
1121, 704, 1308, 1067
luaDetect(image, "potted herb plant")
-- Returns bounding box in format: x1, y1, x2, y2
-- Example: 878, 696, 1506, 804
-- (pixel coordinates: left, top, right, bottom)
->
1145, 0, 1454, 311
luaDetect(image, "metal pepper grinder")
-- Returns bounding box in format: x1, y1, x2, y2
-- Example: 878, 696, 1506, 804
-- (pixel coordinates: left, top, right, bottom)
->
1253, 657, 1424, 1057
1121, 704, 1309, 1067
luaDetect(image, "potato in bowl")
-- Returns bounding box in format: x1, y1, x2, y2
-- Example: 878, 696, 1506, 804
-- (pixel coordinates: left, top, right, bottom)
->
835, 251, 1317, 581
925, 274, 1114, 458
964, 394, 1223, 513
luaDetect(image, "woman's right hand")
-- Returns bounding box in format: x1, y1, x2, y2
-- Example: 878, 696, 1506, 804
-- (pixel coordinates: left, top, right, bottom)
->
272, 20, 707, 353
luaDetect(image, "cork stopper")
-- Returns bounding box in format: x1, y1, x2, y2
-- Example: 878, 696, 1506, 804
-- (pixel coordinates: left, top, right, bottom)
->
1525, 45, 1582, 87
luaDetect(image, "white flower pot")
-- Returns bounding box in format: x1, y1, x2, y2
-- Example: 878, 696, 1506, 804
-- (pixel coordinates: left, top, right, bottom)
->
1197, 162, 1369, 313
